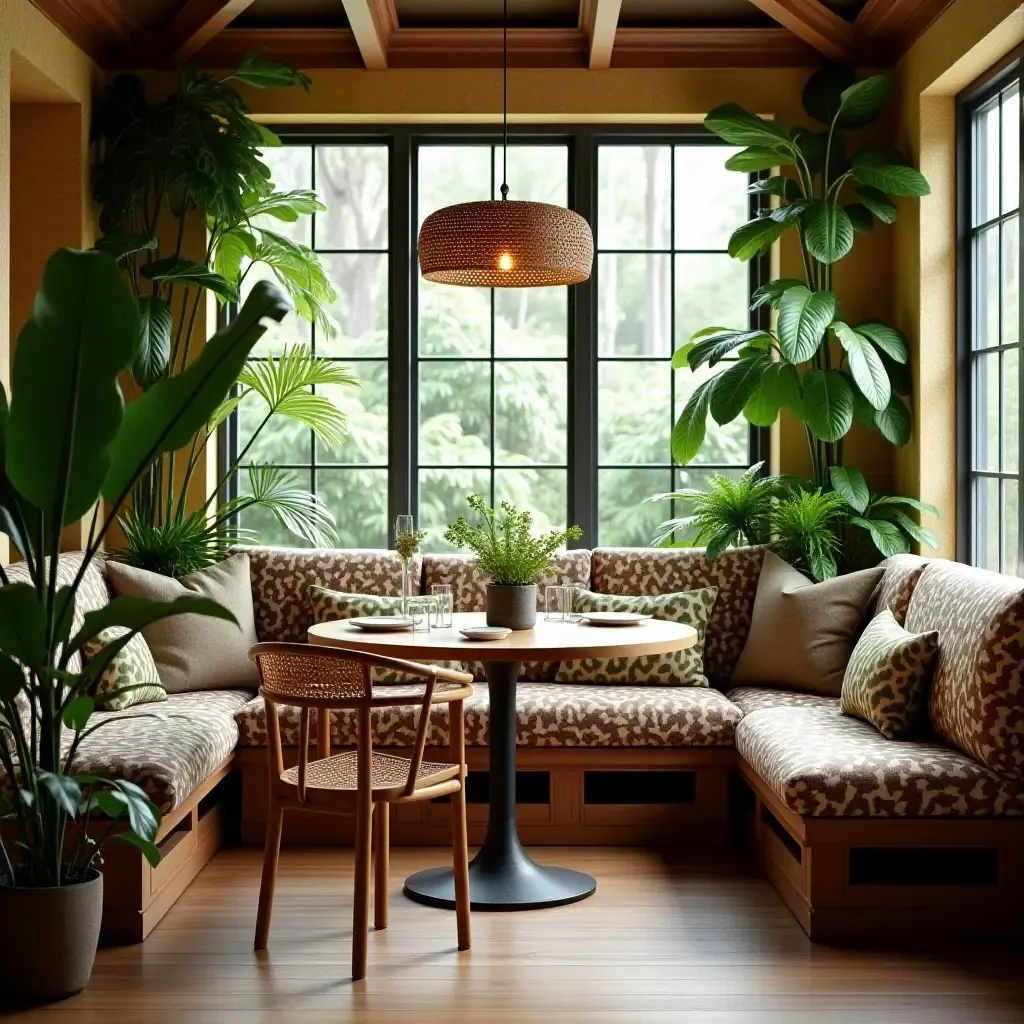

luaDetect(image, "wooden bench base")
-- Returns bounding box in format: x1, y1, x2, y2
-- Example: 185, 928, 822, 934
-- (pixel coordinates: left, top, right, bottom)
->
738, 760, 1024, 943
235, 747, 735, 847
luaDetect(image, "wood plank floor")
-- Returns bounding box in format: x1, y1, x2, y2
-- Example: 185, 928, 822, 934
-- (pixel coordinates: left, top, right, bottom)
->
7, 846, 1024, 1023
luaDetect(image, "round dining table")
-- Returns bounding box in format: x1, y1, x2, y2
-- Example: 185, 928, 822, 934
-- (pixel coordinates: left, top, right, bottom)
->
308, 610, 697, 911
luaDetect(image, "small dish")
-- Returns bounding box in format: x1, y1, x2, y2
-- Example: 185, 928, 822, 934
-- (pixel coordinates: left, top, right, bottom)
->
347, 616, 414, 632
579, 611, 652, 627
459, 626, 511, 641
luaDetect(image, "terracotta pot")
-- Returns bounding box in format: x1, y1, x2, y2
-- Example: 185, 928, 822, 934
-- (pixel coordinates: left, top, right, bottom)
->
486, 583, 537, 630
0, 871, 103, 1003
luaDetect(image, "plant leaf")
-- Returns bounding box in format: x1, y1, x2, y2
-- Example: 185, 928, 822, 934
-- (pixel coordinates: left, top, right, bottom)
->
844, 203, 874, 233
671, 377, 716, 466
212, 229, 257, 288
829, 465, 870, 514
725, 147, 793, 172
869, 493, 939, 516
747, 176, 800, 199
0, 654, 24, 702
93, 235, 158, 262
134, 296, 172, 389
777, 286, 837, 364
709, 357, 771, 425
771, 200, 812, 224
111, 829, 161, 867
874, 394, 913, 445
743, 362, 800, 427
686, 329, 774, 370
102, 280, 290, 505
874, 506, 940, 549
855, 321, 909, 363
36, 772, 81, 817
750, 278, 804, 312
228, 465, 338, 547
835, 74, 893, 128
7, 249, 138, 525
802, 63, 856, 124
63, 696, 95, 732
802, 369, 855, 442
833, 322, 891, 411
232, 52, 311, 91
727, 217, 788, 262
803, 200, 854, 264
0, 583, 46, 667
852, 163, 931, 197
855, 185, 898, 224
849, 515, 911, 557
140, 258, 237, 302
705, 104, 792, 148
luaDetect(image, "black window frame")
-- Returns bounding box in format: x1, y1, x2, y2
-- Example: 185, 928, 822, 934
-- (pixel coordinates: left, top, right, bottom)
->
226, 124, 769, 548
957, 58, 1023, 574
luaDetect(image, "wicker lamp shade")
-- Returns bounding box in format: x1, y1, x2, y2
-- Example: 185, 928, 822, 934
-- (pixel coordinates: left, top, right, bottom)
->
418, 199, 594, 288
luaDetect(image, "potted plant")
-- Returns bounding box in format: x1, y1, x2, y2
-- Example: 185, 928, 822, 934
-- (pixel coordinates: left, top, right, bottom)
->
666, 64, 937, 570
0, 247, 290, 1001
91, 54, 358, 576
444, 495, 582, 630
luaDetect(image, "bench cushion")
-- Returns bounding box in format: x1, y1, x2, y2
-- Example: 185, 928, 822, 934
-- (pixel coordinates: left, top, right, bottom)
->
735, 701, 1024, 818
726, 686, 838, 714
236, 683, 742, 749
70, 690, 252, 814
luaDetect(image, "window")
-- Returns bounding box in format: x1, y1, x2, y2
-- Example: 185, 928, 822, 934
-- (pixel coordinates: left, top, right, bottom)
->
229, 129, 760, 549
961, 67, 1021, 574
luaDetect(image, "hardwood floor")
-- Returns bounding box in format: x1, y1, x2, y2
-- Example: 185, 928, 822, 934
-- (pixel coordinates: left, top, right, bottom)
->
7, 846, 1024, 1023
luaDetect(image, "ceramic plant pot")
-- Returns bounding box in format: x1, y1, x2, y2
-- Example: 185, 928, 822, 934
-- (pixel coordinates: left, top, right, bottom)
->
0, 871, 103, 1003
486, 583, 537, 630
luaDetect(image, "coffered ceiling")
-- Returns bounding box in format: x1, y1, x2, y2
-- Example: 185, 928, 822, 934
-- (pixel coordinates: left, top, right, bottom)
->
28, 0, 956, 71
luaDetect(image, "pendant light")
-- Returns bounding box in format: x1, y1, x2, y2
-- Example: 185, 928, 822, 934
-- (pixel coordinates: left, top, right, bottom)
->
417, 0, 594, 288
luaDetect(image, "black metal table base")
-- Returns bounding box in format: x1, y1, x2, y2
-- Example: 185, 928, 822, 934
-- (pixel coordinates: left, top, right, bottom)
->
403, 658, 597, 912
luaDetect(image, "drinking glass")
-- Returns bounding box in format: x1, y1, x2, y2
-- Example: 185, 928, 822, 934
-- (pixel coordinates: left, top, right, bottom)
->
431, 584, 454, 628
564, 585, 583, 622
545, 585, 567, 621
407, 596, 437, 633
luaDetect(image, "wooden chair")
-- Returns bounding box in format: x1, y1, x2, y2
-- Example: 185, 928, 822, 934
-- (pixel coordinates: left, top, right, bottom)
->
248, 641, 474, 980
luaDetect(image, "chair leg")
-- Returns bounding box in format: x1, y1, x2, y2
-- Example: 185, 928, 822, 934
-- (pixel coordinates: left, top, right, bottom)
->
451, 779, 472, 951
352, 791, 373, 980
373, 803, 389, 931
254, 801, 283, 950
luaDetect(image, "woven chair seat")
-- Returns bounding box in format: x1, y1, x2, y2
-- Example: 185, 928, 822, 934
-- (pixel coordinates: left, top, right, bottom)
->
281, 749, 459, 796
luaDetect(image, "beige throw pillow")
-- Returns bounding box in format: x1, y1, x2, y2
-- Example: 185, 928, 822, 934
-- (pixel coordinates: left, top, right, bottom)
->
105, 553, 259, 693
730, 551, 884, 697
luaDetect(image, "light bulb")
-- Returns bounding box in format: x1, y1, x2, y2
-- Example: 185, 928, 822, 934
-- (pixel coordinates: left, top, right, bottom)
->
497, 252, 513, 271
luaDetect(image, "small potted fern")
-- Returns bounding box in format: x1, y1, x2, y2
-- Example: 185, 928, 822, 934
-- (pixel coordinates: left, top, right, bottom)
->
444, 495, 582, 630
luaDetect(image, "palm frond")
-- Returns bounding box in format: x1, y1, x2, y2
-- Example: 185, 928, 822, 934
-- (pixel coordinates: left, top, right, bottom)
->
225, 465, 338, 547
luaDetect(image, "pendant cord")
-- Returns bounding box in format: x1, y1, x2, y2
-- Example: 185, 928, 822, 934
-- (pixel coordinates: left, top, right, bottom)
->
500, 0, 508, 200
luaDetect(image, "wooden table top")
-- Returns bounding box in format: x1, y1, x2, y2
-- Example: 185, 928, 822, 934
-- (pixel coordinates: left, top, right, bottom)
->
307, 611, 697, 663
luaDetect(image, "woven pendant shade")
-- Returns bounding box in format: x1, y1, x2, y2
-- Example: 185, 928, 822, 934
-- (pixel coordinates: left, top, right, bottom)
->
418, 199, 594, 288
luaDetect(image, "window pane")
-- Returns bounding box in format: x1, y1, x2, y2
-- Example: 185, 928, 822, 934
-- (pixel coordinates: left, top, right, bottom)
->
418, 145, 491, 228
493, 145, 568, 206
675, 254, 749, 346
317, 362, 388, 465
1003, 217, 1019, 347
320, 253, 387, 357
1005, 479, 1020, 576
495, 468, 567, 533
675, 365, 751, 466
973, 99, 1000, 227
973, 352, 1000, 471
1002, 85, 1020, 215
598, 361, 670, 464
675, 146, 746, 250
1004, 348, 1019, 474
238, 384, 310, 464
314, 145, 388, 250
419, 361, 491, 465
419, 279, 490, 356
598, 146, 671, 250
973, 226, 1001, 350
598, 253, 672, 356
258, 146, 312, 246
975, 476, 1001, 570
495, 361, 566, 466
599, 468, 671, 546
419, 468, 491, 551
495, 287, 566, 358
317, 468, 388, 548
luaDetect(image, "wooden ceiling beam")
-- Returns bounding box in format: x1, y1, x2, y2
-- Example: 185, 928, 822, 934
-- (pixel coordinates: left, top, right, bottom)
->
28, 0, 136, 65
744, 0, 856, 62
340, 0, 398, 70
579, 0, 623, 71
166, 0, 258, 64
856, 0, 957, 61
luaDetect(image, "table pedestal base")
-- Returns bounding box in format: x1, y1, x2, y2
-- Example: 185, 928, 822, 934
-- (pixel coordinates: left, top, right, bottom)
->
403, 657, 596, 912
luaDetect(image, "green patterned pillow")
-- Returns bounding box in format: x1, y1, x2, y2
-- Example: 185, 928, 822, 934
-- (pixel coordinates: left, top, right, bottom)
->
554, 588, 717, 687
308, 587, 462, 684
840, 608, 939, 739
83, 626, 167, 711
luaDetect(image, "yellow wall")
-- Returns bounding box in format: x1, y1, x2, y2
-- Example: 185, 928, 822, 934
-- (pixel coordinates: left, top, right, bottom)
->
894, 0, 1024, 557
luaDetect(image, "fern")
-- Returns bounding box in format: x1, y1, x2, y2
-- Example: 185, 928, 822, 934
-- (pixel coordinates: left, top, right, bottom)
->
771, 488, 848, 581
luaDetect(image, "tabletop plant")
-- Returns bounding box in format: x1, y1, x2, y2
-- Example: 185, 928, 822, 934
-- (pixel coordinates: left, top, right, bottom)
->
0, 247, 289, 896
91, 53, 358, 576
667, 64, 937, 569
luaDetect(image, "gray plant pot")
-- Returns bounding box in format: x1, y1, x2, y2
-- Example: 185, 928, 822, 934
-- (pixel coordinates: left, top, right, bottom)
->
486, 583, 537, 630
0, 871, 103, 1003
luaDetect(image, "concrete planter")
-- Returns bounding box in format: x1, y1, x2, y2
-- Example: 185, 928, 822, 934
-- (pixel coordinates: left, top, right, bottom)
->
486, 584, 537, 630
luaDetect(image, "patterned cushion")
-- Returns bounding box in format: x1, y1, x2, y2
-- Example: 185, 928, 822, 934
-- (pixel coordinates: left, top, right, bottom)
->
236, 683, 742, 749
736, 701, 1024, 817
237, 546, 421, 644
905, 560, 1024, 778
840, 609, 939, 739
874, 553, 930, 625
83, 626, 167, 711
69, 690, 251, 813
725, 686, 838, 715
422, 551, 591, 681
591, 545, 769, 687
554, 588, 716, 687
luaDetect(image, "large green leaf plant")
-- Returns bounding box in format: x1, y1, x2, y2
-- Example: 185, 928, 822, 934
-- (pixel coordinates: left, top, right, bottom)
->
0, 248, 291, 887
669, 65, 937, 569
92, 54, 357, 576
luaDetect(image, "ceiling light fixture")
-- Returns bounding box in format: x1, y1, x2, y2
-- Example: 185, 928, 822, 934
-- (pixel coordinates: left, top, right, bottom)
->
417, 0, 594, 288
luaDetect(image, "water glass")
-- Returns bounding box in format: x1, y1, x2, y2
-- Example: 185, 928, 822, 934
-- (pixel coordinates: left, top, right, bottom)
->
545, 585, 568, 621
406, 596, 437, 633
564, 584, 583, 622
431, 584, 454, 628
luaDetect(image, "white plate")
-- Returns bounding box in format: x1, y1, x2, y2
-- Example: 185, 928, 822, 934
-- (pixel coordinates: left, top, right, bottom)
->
347, 616, 414, 632
459, 626, 511, 641
579, 611, 652, 627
